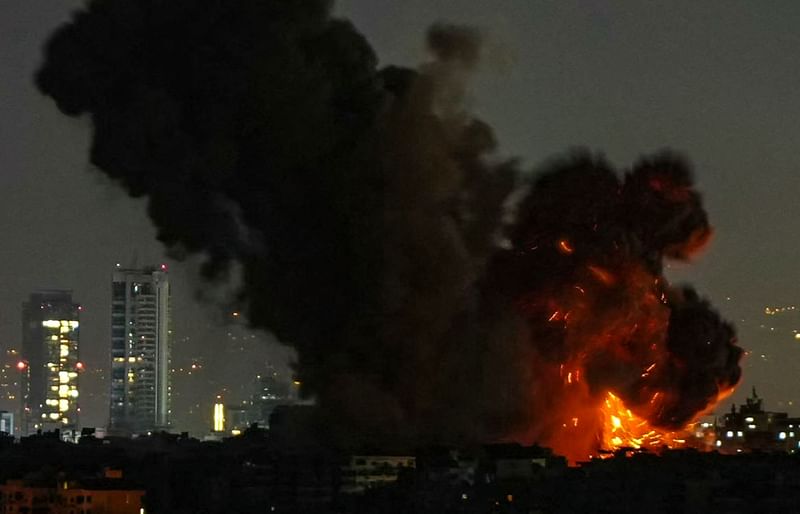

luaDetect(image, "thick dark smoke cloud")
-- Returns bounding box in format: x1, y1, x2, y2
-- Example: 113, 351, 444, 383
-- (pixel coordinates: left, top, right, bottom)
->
37, 0, 741, 451
36, 0, 516, 444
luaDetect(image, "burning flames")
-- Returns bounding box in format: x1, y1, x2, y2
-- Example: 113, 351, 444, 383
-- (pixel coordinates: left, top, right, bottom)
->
596, 385, 735, 459
511, 225, 740, 464
600, 391, 687, 454
519, 261, 679, 462
35, 0, 744, 457
538, 356, 736, 463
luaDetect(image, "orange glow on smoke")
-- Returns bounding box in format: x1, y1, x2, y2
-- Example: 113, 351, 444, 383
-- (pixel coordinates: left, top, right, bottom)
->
502, 159, 741, 465
587, 265, 615, 285
665, 226, 713, 260
511, 257, 736, 463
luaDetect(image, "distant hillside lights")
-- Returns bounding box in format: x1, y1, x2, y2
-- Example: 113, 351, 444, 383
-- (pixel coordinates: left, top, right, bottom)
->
761, 305, 800, 341
764, 305, 797, 315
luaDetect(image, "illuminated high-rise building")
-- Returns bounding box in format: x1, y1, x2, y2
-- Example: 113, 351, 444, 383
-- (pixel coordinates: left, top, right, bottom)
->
212, 399, 225, 433
20, 290, 81, 434
110, 266, 171, 434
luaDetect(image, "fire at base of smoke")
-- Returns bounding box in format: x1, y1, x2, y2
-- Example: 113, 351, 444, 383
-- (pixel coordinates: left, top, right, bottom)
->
35, 0, 742, 459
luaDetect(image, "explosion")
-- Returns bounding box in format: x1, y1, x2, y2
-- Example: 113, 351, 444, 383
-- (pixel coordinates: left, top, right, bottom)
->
601, 392, 690, 452
36, 0, 742, 459
493, 153, 742, 461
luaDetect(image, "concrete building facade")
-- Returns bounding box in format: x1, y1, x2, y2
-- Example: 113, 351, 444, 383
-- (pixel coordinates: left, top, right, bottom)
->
110, 266, 171, 434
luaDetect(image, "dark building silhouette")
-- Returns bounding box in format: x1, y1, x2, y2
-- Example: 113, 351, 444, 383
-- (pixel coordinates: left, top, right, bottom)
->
1, 426, 800, 514
250, 369, 292, 428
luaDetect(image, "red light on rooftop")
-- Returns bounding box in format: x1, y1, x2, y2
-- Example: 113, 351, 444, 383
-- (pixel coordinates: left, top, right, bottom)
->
16, 361, 26, 371
76, 362, 84, 371
160, 263, 168, 271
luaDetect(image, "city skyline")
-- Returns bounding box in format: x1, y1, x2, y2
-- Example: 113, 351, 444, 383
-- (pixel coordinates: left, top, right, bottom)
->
0, 269, 296, 437
3, 2, 800, 512
2, 0, 800, 436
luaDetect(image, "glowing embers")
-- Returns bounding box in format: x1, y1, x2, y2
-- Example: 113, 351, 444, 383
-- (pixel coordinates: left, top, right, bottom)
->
559, 364, 581, 386
600, 391, 687, 454
586, 265, 615, 286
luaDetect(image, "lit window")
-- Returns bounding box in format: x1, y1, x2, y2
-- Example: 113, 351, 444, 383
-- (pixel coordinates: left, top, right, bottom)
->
779, 432, 787, 440
715, 440, 722, 447
745, 417, 754, 423
748, 424, 757, 429
737, 431, 743, 437
726, 431, 734, 438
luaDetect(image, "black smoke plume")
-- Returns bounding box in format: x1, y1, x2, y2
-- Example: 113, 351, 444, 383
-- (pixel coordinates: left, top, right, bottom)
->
37, 0, 741, 453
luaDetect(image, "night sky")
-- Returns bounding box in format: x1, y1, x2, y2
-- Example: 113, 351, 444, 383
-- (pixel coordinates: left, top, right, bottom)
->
2, 0, 800, 431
